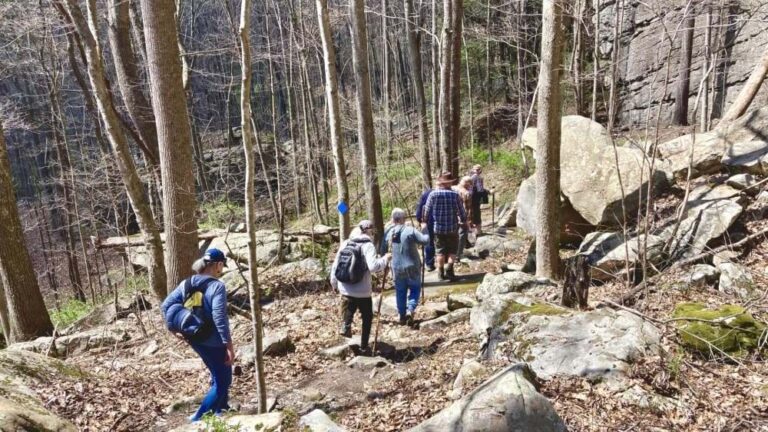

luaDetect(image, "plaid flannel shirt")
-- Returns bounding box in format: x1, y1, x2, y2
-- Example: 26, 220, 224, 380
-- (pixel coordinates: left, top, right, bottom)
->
424, 189, 466, 234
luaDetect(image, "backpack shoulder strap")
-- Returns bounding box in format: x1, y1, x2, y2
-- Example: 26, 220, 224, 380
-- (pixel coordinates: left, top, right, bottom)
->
183, 276, 216, 299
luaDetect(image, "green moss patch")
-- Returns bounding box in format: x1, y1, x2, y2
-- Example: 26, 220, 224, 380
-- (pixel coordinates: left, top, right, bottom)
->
672, 302, 766, 358
501, 301, 568, 322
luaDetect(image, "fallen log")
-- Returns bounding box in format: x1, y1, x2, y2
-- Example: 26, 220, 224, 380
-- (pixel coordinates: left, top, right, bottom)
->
93, 231, 220, 249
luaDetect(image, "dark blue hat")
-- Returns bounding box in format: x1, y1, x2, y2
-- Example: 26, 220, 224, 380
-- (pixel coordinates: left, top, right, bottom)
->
203, 248, 228, 267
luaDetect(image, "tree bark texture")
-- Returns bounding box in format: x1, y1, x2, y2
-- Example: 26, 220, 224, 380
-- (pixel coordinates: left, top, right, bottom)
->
350, 0, 385, 239
139, 0, 200, 290
404, 0, 432, 190
107, 0, 160, 167
317, 0, 351, 239
0, 121, 54, 342
449, 0, 463, 174
535, 0, 564, 279
674, 13, 695, 126
439, 0, 453, 172
238, 0, 268, 412
57, 0, 168, 300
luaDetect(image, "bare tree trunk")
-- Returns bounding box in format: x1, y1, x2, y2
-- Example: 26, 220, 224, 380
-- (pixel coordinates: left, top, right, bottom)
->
674, 13, 695, 126
439, 0, 453, 172
591, 0, 599, 120
0, 121, 54, 342
405, 0, 433, 190
449, 0, 463, 174
238, 0, 268, 412
57, 0, 168, 300
607, 0, 623, 132
264, 11, 285, 262
431, 0, 440, 170
485, 0, 492, 149
720, 45, 768, 122
700, 8, 712, 131
535, 0, 564, 279
571, 0, 585, 115
106, 0, 160, 166
382, 0, 393, 161
139, 0, 200, 289
350, 0, 385, 239
317, 0, 351, 239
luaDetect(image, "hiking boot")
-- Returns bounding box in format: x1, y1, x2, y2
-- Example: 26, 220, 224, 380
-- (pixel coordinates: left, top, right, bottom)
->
446, 264, 456, 280
438, 266, 446, 280
399, 315, 407, 325
405, 310, 415, 327
357, 346, 373, 357
339, 324, 352, 338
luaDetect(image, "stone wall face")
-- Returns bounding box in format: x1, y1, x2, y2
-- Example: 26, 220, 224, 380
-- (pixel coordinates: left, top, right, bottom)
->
601, 0, 768, 126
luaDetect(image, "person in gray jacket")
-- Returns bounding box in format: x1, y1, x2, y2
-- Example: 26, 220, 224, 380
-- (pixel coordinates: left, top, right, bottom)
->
330, 220, 391, 354
380, 208, 430, 326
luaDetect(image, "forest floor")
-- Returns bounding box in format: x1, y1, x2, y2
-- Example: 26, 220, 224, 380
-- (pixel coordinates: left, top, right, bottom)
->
19, 162, 768, 431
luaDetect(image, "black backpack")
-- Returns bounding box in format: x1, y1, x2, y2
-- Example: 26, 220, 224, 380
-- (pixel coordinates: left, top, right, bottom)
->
164, 277, 216, 343
334, 238, 371, 284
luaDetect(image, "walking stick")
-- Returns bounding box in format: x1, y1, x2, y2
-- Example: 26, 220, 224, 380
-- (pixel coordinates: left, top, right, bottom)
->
420, 244, 426, 305
371, 261, 390, 354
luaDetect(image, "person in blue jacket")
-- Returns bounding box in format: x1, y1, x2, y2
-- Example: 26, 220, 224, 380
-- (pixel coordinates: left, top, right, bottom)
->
161, 248, 234, 423
380, 208, 430, 325
415, 184, 436, 271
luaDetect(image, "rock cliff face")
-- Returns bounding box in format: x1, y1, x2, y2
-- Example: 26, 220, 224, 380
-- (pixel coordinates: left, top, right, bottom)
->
602, 1, 768, 126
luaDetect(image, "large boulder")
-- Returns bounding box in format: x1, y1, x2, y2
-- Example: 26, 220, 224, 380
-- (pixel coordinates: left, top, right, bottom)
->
522, 116, 668, 227
656, 132, 727, 180
475, 271, 554, 301
515, 176, 594, 243
419, 308, 471, 331
10, 327, 130, 358
717, 262, 755, 299
0, 350, 79, 431
721, 140, 768, 174
408, 364, 566, 432
472, 235, 525, 258
509, 309, 661, 380
470, 295, 566, 337
577, 232, 665, 281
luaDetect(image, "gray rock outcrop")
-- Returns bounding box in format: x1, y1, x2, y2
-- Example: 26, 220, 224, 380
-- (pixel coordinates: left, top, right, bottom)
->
408, 364, 566, 432
300, 409, 347, 432
522, 116, 668, 227
475, 271, 554, 301
419, 308, 471, 331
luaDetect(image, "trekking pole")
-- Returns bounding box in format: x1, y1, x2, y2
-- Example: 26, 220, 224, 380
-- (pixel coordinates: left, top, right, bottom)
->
371, 261, 390, 354
420, 245, 426, 305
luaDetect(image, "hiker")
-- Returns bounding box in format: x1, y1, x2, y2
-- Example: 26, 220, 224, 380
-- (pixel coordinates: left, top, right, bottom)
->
161, 248, 233, 423
470, 164, 487, 235
453, 176, 473, 259
416, 185, 436, 271
380, 208, 430, 325
422, 172, 467, 280
330, 220, 391, 355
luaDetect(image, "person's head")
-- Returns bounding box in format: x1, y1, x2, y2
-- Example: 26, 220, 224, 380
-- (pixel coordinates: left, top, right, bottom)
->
437, 171, 456, 189
191, 248, 228, 277
460, 176, 472, 190
357, 219, 375, 238
390, 208, 406, 225
472, 164, 482, 174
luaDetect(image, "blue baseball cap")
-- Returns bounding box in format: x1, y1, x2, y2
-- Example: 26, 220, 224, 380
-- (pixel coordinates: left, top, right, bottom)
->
203, 248, 228, 267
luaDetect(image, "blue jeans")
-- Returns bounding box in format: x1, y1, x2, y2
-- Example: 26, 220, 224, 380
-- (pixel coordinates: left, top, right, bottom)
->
190, 343, 232, 421
425, 226, 435, 268
394, 276, 421, 317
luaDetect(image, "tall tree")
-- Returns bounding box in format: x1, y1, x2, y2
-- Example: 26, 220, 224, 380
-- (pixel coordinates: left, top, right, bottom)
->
404, 0, 432, 189
56, 0, 168, 300
0, 121, 54, 343
317, 0, 351, 239
238, 0, 268, 412
382, 0, 393, 161
720, 45, 768, 122
535, 0, 564, 279
438, 0, 453, 172
674, 13, 695, 126
139, 0, 200, 289
350, 0, 385, 238
449, 0, 463, 174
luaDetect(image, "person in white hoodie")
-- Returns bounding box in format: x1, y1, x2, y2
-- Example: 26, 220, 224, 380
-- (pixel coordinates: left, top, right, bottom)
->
330, 220, 391, 354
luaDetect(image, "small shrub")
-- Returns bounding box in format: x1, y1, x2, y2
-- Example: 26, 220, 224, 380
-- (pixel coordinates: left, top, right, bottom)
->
50, 299, 93, 328
200, 199, 245, 231
201, 413, 241, 432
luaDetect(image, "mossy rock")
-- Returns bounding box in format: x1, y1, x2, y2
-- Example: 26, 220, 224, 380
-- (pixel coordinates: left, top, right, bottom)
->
672, 302, 766, 357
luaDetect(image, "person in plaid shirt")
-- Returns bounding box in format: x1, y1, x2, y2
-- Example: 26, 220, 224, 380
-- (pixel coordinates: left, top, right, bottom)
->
422, 172, 467, 280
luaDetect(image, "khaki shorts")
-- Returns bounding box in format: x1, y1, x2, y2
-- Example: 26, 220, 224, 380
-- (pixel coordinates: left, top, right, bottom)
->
435, 232, 459, 257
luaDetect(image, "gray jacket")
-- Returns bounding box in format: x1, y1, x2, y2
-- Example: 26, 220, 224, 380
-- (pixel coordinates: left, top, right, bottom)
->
330, 234, 388, 298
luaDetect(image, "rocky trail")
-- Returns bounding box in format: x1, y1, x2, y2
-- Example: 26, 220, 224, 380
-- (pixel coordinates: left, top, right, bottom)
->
3, 114, 768, 431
